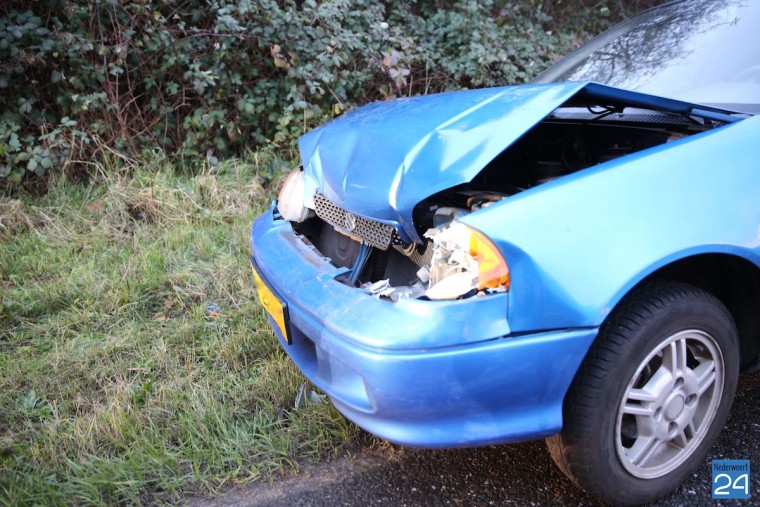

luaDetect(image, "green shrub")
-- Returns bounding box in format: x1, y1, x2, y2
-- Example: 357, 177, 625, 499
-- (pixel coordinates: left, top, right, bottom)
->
0, 0, 659, 187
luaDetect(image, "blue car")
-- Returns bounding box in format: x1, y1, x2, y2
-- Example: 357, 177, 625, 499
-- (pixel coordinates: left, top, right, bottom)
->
251, 1, 760, 503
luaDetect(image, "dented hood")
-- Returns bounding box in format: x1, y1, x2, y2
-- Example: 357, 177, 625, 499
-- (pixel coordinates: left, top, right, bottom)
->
298, 82, 728, 241
299, 83, 584, 226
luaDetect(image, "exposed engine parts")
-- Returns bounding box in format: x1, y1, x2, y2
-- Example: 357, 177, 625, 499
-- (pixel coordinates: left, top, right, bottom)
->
289, 105, 724, 301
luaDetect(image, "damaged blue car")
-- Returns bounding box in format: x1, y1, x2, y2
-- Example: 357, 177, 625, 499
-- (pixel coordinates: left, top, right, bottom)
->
251, 1, 760, 504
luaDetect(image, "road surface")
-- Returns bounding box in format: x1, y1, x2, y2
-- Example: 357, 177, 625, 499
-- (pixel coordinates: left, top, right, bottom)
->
192, 371, 760, 506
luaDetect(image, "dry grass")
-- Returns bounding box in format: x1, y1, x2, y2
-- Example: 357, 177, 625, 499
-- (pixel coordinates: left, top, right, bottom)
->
0, 199, 48, 238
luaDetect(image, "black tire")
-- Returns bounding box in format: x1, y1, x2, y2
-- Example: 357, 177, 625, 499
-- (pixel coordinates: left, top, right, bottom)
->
546, 281, 739, 505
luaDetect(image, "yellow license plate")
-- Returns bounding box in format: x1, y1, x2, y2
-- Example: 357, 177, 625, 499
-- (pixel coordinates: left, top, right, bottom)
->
251, 263, 291, 344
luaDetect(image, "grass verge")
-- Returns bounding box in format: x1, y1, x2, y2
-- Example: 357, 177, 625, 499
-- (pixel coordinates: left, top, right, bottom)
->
0, 153, 362, 505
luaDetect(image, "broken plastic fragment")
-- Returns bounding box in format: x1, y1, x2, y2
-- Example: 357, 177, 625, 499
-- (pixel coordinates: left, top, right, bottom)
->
425, 271, 477, 300
416, 266, 430, 284
365, 279, 426, 301
386, 282, 426, 302
425, 222, 479, 300
367, 279, 392, 296
294, 382, 327, 409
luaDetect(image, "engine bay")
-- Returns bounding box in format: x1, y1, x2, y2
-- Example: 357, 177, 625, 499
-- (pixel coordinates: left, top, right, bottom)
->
291, 106, 727, 301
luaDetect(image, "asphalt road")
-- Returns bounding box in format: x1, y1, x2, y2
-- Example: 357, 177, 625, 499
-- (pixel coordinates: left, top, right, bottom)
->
195, 371, 760, 506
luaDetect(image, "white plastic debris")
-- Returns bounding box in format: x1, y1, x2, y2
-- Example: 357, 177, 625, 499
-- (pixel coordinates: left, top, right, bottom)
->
425, 271, 477, 300
386, 282, 426, 302
424, 222, 478, 300
416, 266, 430, 284
365, 279, 426, 301
368, 279, 392, 296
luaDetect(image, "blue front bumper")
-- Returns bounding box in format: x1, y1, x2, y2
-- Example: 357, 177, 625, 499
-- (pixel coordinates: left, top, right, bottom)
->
251, 208, 597, 447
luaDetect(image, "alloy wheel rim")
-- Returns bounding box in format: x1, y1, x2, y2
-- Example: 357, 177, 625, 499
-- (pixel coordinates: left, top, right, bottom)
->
615, 329, 724, 479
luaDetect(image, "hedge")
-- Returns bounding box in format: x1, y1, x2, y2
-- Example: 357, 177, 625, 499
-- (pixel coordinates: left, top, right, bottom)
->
0, 0, 659, 187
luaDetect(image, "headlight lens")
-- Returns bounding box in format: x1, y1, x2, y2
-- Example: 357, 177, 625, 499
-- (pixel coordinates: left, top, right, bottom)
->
277, 167, 310, 222
425, 222, 509, 300
470, 228, 510, 290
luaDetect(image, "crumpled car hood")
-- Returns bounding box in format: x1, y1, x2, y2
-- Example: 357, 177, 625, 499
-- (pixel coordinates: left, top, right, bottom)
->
298, 81, 731, 242
299, 82, 587, 236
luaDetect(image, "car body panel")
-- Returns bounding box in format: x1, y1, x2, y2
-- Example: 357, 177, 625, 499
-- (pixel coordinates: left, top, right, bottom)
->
300, 82, 587, 242
300, 81, 742, 243
461, 114, 760, 332
250, 90, 759, 447
251, 211, 598, 446
251, 211, 512, 352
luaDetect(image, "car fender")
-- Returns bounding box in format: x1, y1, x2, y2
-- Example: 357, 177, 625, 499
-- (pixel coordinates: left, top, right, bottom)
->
462, 114, 760, 332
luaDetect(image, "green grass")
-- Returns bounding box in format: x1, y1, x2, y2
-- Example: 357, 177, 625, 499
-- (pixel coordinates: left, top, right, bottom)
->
0, 154, 361, 505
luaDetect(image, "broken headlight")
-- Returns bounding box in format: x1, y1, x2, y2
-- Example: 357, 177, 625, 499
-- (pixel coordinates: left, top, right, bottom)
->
424, 222, 510, 300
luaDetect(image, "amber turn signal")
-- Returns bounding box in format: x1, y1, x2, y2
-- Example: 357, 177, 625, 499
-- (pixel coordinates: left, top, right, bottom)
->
469, 228, 510, 290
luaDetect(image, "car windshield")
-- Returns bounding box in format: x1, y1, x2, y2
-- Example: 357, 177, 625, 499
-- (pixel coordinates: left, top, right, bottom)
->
534, 0, 760, 113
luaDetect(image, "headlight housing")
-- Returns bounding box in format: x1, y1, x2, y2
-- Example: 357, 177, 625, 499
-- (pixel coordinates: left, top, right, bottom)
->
425, 222, 510, 300
277, 167, 310, 222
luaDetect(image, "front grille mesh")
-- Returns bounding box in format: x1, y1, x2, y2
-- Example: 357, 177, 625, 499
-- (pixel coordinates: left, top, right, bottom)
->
313, 193, 395, 250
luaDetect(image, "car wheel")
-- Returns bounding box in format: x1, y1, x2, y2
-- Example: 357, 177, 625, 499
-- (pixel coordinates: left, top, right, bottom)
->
546, 281, 739, 505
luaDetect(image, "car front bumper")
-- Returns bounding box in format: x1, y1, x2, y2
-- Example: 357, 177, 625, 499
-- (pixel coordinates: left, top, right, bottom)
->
251, 208, 598, 447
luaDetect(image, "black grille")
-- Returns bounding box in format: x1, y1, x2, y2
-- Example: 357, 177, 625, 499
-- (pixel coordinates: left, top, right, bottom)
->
549, 111, 690, 125
313, 193, 395, 250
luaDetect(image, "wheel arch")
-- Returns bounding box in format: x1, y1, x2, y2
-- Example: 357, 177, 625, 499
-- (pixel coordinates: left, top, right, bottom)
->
610, 253, 760, 369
